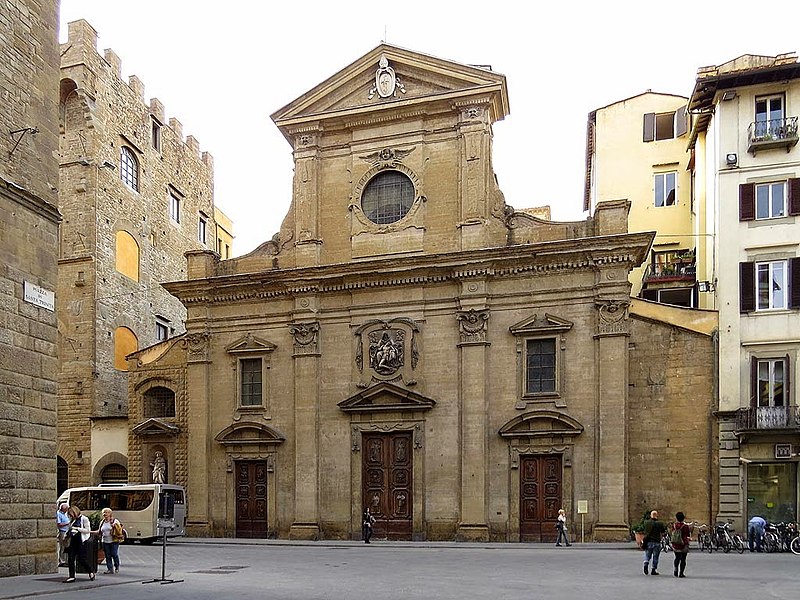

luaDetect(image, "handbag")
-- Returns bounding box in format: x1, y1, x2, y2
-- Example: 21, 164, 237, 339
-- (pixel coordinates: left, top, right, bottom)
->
111, 520, 124, 543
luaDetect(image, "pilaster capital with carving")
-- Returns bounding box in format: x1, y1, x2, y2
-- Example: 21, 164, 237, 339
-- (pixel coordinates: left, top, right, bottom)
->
456, 308, 490, 346
595, 299, 630, 337
289, 321, 320, 356
183, 331, 211, 363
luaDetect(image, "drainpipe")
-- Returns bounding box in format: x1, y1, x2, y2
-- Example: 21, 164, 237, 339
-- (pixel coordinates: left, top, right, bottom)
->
710, 328, 719, 524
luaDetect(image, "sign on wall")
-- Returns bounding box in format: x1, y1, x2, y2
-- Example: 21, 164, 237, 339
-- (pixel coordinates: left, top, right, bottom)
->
774, 444, 792, 459
23, 281, 55, 312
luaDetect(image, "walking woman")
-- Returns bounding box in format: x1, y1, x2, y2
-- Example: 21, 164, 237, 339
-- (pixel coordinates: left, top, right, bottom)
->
63, 506, 95, 583
555, 508, 572, 547
94, 507, 123, 574
671, 511, 692, 578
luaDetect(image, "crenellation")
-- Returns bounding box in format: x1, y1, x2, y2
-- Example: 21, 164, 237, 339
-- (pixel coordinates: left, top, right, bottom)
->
149, 97, 165, 122
128, 74, 144, 100
186, 135, 200, 155
103, 48, 121, 77
66, 19, 97, 49
169, 117, 183, 141
201, 151, 213, 170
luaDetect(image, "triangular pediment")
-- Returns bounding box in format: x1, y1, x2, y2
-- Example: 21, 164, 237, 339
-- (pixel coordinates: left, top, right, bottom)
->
224, 333, 276, 355
271, 44, 509, 138
131, 418, 180, 437
338, 382, 436, 414
214, 422, 286, 446
499, 410, 584, 439
509, 313, 574, 336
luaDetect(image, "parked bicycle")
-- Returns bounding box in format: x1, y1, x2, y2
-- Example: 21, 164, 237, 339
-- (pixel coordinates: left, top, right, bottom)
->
791, 533, 800, 555
695, 523, 713, 553
711, 522, 745, 554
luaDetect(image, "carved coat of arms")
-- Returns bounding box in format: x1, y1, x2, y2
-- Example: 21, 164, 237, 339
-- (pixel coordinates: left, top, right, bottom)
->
368, 329, 405, 375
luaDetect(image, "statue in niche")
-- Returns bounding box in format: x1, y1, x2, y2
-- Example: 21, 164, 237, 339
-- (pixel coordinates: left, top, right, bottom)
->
151, 451, 166, 484
369, 330, 404, 375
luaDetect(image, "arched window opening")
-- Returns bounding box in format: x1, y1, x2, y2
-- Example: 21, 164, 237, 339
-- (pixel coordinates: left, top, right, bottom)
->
120, 146, 139, 191
114, 327, 138, 371
100, 463, 128, 484
144, 386, 176, 418
115, 230, 140, 281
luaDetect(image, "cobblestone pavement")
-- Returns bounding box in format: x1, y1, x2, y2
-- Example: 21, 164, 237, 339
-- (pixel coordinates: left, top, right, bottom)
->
3, 540, 797, 599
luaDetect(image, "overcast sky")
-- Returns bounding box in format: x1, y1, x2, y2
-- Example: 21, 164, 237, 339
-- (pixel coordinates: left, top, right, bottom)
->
59, 1, 799, 256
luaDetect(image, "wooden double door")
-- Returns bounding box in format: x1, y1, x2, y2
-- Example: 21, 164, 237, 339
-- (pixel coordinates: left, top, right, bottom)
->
362, 433, 413, 540
235, 461, 268, 538
519, 454, 562, 543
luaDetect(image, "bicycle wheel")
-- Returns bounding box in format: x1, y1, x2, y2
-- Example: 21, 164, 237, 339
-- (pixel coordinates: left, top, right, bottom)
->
733, 535, 745, 554
704, 534, 713, 553
790, 536, 800, 556
763, 532, 779, 553
722, 537, 731, 553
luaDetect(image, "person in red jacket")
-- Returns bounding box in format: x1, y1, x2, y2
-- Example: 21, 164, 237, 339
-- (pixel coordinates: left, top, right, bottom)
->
671, 511, 692, 578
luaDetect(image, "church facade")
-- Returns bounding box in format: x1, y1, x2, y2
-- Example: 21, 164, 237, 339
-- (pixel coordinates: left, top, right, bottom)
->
126, 45, 716, 541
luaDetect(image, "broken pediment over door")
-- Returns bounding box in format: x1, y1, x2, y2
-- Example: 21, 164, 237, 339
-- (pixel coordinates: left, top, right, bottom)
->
131, 418, 180, 437
214, 422, 286, 447
338, 382, 436, 415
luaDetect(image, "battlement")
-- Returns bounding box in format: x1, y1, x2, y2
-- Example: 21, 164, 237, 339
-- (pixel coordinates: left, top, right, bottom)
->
63, 19, 212, 162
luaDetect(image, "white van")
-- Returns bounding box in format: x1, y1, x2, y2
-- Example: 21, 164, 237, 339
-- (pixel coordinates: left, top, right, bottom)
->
57, 484, 186, 544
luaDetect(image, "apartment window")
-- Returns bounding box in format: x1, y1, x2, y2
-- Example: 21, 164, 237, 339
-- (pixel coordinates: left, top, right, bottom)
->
155, 318, 169, 342
240, 358, 263, 407
643, 106, 688, 142
654, 172, 676, 207
754, 358, 786, 407
361, 170, 415, 224
756, 182, 786, 219
198, 214, 207, 245
740, 179, 800, 221
151, 119, 161, 151
525, 338, 556, 394
741, 258, 800, 312
169, 192, 181, 223
754, 94, 784, 139
120, 147, 139, 191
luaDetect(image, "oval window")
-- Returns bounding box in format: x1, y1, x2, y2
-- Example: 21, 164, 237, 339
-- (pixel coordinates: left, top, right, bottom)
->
361, 170, 415, 225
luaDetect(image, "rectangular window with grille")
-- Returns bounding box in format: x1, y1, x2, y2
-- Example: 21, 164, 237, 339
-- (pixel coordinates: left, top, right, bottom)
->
525, 338, 556, 394
240, 358, 262, 406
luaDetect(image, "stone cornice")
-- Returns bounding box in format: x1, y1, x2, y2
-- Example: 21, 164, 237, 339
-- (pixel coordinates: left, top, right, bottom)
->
165, 232, 654, 306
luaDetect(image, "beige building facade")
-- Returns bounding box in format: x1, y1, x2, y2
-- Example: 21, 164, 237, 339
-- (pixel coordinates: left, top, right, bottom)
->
57, 20, 217, 491
585, 92, 703, 308
127, 45, 717, 542
0, 0, 61, 576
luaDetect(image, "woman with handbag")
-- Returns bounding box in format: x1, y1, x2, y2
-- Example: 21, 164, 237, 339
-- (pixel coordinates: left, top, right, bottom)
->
94, 507, 123, 574
63, 506, 95, 583
555, 508, 572, 547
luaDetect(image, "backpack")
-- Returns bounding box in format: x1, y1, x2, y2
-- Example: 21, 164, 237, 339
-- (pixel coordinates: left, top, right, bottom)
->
111, 520, 124, 543
670, 525, 685, 548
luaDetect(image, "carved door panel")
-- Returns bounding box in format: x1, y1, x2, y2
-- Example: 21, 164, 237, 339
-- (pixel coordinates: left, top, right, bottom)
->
519, 455, 562, 543
362, 433, 412, 540
235, 461, 268, 538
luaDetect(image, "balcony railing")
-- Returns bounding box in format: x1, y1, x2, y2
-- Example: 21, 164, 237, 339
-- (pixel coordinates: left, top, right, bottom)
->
747, 116, 799, 155
643, 260, 696, 282
735, 405, 800, 431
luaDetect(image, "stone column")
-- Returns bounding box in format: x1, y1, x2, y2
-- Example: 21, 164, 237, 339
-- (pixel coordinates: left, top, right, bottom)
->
456, 302, 491, 541
184, 331, 211, 536
592, 300, 631, 541
288, 319, 321, 539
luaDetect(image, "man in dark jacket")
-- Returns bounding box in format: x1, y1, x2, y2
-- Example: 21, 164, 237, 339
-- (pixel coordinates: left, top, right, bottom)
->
642, 510, 667, 575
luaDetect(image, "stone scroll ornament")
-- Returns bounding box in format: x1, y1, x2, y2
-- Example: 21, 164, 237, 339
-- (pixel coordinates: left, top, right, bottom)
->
368, 54, 406, 100
289, 321, 320, 355
184, 332, 210, 362
456, 308, 490, 343
596, 300, 630, 335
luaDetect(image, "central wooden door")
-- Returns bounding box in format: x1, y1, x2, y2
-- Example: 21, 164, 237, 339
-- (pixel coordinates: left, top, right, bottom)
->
362, 433, 412, 540
519, 454, 562, 542
235, 461, 267, 538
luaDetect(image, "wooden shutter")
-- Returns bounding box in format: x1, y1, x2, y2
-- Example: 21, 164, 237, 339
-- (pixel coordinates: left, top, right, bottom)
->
675, 105, 689, 137
789, 257, 800, 309
643, 113, 655, 142
740, 261, 755, 312
739, 183, 755, 221
788, 177, 800, 216
750, 357, 758, 407
785, 354, 791, 409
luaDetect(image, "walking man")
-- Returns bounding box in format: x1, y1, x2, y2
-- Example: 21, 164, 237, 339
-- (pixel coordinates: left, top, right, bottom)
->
362, 507, 376, 544
55, 503, 70, 566
642, 510, 666, 575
